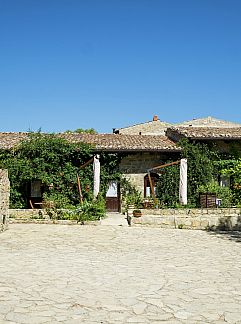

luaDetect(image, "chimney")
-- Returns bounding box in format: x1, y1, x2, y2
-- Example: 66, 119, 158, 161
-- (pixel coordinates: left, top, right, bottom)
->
153, 115, 158, 121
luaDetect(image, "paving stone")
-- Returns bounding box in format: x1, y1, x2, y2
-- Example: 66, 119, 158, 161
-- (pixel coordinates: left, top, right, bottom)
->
174, 310, 193, 320
224, 312, 241, 323
127, 315, 149, 322
132, 301, 147, 315
0, 224, 241, 323
145, 298, 164, 308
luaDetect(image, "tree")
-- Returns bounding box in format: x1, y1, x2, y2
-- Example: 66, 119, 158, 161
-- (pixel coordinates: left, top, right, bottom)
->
65, 128, 97, 134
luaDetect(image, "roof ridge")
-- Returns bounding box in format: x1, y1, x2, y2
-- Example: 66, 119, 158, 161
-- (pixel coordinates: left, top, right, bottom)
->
117, 119, 172, 130
177, 116, 241, 126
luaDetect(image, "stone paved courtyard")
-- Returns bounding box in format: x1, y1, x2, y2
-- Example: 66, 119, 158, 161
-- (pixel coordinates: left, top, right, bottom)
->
0, 224, 241, 324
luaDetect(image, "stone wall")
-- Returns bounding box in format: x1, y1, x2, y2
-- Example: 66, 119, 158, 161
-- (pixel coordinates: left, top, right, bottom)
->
9, 209, 100, 225
120, 152, 179, 195
0, 169, 10, 232
9, 209, 47, 220
211, 140, 241, 155
131, 208, 241, 231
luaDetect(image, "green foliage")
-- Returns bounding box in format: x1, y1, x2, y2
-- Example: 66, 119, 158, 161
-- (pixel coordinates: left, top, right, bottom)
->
180, 139, 218, 205
198, 181, 233, 207
42, 192, 73, 209
218, 158, 241, 206
65, 128, 97, 134
156, 163, 180, 207
156, 139, 219, 207
0, 133, 121, 209
72, 195, 106, 224
0, 133, 92, 208
45, 195, 106, 223
120, 177, 142, 210
99, 153, 123, 194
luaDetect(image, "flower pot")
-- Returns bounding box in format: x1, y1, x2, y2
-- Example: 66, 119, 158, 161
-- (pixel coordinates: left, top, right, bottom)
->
133, 211, 142, 217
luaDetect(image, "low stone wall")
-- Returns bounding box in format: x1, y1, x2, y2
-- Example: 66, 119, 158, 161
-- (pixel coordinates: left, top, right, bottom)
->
9, 218, 100, 226
0, 170, 10, 232
9, 209, 100, 226
130, 208, 241, 231
9, 207, 241, 230
9, 209, 48, 220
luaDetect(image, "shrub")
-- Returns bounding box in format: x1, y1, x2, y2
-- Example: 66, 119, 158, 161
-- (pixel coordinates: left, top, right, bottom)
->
120, 177, 142, 210
198, 181, 233, 207
73, 196, 106, 224
156, 140, 219, 207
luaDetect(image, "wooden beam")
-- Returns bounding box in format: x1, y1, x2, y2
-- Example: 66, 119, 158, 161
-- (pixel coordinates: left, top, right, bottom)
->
80, 157, 94, 169
77, 174, 83, 204
29, 199, 34, 209
147, 160, 181, 206
149, 160, 180, 172
148, 172, 158, 206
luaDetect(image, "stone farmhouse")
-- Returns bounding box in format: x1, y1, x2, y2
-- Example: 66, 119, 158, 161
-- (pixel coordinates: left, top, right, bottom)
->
0, 116, 241, 212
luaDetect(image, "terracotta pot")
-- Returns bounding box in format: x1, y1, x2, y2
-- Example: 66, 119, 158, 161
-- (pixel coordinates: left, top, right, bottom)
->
133, 212, 142, 217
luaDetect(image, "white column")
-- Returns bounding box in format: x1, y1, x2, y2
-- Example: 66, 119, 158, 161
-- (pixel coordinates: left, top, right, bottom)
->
93, 154, 100, 198
179, 158, 187, 205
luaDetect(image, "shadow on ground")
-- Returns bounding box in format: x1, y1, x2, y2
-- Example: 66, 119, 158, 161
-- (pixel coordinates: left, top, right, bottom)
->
206, 215, 241, 243
207, 230, 241, 243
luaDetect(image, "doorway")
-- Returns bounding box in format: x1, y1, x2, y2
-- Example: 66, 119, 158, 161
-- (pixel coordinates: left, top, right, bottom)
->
106, 181, 120, 212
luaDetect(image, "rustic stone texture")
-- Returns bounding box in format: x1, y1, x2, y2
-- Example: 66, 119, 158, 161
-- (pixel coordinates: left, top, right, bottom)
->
0, 169, 10, 232
0, 224, 241, 323
120, 152, 179, 195
9, 209, 48, 219
131, 208, 241, 230
9, 209, 100, 225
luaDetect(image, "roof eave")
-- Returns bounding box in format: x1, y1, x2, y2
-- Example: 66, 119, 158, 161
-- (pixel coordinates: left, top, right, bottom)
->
93, 148, 181, 153
189, 137, 241, 141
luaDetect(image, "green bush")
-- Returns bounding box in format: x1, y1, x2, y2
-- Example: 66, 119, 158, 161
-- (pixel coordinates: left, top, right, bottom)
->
73, 196, 106, 224
156, 140, 219, 208
42, 192, 74, 209
44, 195, 106, 223
120, 177, 142, 210
0, 132, 122, 208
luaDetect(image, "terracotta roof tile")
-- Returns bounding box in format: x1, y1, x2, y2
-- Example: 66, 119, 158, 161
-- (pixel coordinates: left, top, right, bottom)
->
60, 133, 180, 151
0, 132, 179, 152
176, 116, 241, 128
0, 132, 29, 150
166, 127, 241, 140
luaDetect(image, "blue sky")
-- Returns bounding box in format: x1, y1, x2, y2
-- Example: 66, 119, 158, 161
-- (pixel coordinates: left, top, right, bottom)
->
0, 0, 241, 133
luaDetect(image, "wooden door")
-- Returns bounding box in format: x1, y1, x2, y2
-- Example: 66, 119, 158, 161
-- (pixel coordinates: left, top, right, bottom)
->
106, 181, 120, 212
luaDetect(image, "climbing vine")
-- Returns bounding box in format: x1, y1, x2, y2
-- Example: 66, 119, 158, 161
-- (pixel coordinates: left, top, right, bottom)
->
218, 158, 241, 206
0, 133, 122, 208
156, 139, 219, 207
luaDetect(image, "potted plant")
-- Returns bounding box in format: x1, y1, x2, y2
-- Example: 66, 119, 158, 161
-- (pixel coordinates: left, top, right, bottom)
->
132, 209, 142, 217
